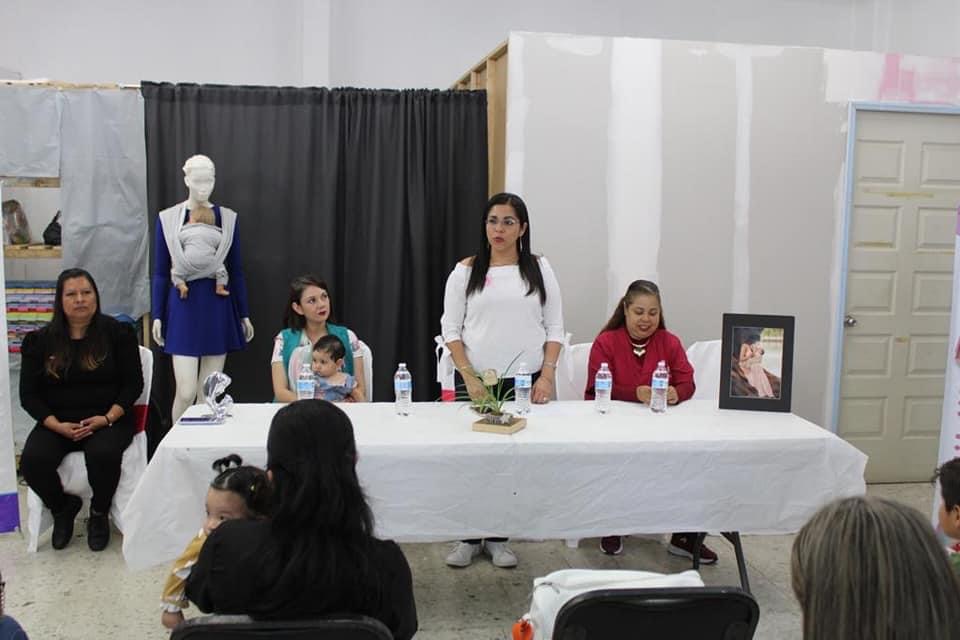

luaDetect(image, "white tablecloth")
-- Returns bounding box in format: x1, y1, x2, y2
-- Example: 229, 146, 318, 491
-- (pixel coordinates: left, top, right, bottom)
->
121, 400, 867, 569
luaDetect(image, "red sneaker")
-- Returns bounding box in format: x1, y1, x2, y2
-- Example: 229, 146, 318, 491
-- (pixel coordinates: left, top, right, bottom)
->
667, 533, 718, 565
600, 535, 623, 555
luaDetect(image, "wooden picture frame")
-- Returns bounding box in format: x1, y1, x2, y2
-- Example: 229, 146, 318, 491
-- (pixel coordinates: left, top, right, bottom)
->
719, 314, 795, 412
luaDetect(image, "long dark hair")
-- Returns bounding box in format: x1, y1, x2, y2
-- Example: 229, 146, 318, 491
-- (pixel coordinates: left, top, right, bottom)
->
210, 454, 271, 519
465, 192, 547, 305
282, 274, 335, 330
600, 280, 667, 334
265, 400, 377, 609
45, 268, 108, 378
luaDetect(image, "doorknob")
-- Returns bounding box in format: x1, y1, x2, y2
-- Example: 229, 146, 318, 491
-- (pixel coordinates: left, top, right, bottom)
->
844, 315, 857, 328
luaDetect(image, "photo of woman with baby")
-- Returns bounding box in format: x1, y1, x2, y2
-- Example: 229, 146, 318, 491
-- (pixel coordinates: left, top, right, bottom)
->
720, 314, 795, 412
729, 326, 783, 399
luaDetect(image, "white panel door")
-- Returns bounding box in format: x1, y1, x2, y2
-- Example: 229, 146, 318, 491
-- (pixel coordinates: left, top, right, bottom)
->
840, 110, 960, 482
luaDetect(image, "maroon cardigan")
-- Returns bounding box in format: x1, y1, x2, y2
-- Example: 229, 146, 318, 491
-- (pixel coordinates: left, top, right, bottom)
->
584, 327, 695, 402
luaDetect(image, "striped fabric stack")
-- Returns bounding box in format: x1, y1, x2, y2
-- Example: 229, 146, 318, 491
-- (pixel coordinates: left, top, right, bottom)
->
5, 281, 55, 352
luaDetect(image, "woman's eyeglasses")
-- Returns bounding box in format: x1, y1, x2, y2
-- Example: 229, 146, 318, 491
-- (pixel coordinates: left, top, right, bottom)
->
486, 217, 518, 227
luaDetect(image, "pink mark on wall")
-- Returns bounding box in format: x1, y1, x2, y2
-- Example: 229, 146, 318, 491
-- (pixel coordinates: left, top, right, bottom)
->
877, 53, 960, 104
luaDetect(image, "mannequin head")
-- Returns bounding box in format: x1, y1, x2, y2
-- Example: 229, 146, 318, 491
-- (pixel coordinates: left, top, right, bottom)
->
183, 155, 216, 207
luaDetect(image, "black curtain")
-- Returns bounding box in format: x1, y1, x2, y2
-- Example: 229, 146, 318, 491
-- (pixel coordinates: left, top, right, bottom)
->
142, 83, 486, 422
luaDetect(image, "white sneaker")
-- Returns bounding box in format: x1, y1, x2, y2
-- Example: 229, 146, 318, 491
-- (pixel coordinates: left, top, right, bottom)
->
483, 540, 518, 568
445, 542, 481, 567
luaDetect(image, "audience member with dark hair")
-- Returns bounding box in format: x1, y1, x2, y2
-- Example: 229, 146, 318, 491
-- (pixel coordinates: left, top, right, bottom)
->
161, 455, 271, 629
19, 268, 144, 552
934, 457, 960, 574
792, 495, 960, 639
0, 570, 29, 639
186, 400, 417, 639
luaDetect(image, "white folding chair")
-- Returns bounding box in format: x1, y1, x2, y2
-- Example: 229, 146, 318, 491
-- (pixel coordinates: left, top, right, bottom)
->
435, 335, 456, 401
26, 345, 152, 551
357, 340, 373, 402
555, 334, 592, 401
686, 340, 722, 403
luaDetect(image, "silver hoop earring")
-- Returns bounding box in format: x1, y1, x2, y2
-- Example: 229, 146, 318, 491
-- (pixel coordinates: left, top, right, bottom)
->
519, 238, 524, 253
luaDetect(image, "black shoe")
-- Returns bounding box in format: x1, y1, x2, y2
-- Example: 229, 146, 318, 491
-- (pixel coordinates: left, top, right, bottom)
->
87, 510, 110, 551
51, 495, 82, 550
668, 533, 718, 565
600, 535, 624, 555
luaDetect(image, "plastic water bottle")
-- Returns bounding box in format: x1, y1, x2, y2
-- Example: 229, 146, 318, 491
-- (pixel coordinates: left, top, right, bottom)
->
394, 363, 413, 416
595, 363, 612, 414
651, 360, 669, 413
296, 362, 315, 400
514, 362, 532, 414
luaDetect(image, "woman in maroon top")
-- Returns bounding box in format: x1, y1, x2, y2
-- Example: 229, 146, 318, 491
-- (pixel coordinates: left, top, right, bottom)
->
584, 280, 717, 563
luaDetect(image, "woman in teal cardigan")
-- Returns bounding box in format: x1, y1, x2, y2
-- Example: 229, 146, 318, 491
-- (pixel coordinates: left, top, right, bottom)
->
271, 275, 366, 402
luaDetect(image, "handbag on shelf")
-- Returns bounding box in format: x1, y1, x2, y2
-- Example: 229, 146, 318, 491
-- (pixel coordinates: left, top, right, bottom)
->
2, 199, 31, 244
42, 210, 61, 246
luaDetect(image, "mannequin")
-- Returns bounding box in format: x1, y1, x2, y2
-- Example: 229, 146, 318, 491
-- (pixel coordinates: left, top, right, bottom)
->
152, 155, 254, 422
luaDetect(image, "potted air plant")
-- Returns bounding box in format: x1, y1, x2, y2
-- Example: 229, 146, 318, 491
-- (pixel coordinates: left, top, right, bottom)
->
470, 367, 516, 424
458, 354, 526, 433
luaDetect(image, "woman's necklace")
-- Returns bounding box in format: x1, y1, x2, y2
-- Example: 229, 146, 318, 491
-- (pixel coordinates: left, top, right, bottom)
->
630, 338, 648, 358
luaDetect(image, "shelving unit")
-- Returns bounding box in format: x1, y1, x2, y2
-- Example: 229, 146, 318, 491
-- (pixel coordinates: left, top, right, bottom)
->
3, 176, 63, 453
3, 244, 61, 259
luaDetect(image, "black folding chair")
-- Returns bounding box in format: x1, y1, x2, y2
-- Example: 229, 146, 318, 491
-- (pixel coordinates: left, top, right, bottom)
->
170, 614, 393, 640
553, 586, 759, 640
692, 531, 751, 593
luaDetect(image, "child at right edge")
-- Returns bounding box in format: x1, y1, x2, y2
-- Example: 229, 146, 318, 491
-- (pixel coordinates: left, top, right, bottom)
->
934, 457, 960, 576
160, 454, 271, 629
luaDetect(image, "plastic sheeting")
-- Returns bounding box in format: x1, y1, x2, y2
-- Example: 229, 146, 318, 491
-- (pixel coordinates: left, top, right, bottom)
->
60, 89, 149, 318
122, 399, 867, 569
0, 86, 148, 317
0, 86, 61, 177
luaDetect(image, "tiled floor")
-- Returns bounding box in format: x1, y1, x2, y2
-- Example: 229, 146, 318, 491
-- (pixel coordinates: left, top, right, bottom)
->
0, 482, 933, 639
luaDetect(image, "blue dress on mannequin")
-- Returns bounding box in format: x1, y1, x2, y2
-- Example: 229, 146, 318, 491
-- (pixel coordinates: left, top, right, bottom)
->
152, 205, 249, 356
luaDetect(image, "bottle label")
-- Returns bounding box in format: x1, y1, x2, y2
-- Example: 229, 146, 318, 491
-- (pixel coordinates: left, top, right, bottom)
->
394, 380, 412, 392
652, 377, 668, 390
297, 380, 314, 396
515, 374, 532, 389
595, 378, 612, 392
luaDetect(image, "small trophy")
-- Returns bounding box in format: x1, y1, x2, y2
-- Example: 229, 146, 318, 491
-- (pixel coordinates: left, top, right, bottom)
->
202, 371, 233, 424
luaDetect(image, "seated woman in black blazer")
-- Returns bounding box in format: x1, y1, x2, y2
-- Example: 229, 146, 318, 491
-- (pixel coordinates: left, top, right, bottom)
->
19, 267, 143, 552
186, 400, 418, 640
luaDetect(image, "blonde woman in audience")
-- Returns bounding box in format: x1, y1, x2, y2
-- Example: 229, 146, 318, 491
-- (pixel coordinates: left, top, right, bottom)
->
791, 495, 960, 639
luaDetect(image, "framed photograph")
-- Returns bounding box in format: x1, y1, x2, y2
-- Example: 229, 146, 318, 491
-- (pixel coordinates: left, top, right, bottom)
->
719, 313, 795, 412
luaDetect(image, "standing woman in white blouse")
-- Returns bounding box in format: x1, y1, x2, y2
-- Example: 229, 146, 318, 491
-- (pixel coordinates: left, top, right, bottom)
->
440, 192, 564, 569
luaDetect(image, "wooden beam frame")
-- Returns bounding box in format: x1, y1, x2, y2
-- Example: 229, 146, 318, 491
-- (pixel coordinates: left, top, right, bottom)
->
453, 41, 508, 196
